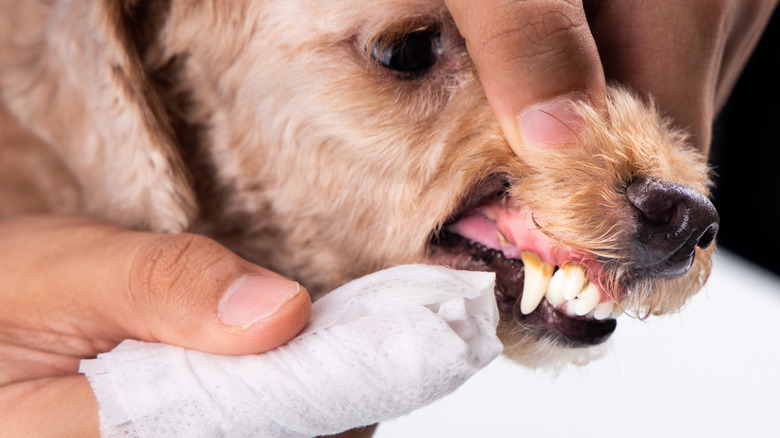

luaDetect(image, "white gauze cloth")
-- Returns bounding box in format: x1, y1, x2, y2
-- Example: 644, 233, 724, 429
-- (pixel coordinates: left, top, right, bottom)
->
79, 264, 502, 438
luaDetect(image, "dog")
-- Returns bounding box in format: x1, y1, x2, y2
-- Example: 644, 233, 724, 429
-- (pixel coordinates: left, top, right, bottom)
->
1, 0, 718, 426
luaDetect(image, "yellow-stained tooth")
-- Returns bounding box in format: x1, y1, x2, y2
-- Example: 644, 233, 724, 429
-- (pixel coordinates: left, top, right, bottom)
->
520, 251, 554, 314
560, 263, 588, 300
497, 229, 510, 246
574, 282, 600, 316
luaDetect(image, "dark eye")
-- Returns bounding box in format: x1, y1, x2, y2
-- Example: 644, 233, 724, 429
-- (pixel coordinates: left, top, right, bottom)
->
372, 30, 441, 73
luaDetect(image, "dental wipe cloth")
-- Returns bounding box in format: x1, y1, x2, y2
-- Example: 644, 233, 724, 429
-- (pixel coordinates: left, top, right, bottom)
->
79, 264, 502, 438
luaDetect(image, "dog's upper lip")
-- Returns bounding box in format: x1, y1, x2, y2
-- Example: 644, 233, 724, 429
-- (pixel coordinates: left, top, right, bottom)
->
428, 175, 621, 347
441, 174, 508, 226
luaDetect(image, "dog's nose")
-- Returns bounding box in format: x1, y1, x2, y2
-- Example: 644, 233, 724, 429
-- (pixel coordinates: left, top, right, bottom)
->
626, 176, 720, 278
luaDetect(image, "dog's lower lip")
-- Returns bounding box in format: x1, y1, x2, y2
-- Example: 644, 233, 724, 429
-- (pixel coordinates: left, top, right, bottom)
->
521, 299, 617, 347
427, 231, 616, 347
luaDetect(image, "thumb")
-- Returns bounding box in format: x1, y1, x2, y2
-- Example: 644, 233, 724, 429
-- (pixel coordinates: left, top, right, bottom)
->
0, 216, 311, 357
124, 232, 312, 355
445, 0, 606, 151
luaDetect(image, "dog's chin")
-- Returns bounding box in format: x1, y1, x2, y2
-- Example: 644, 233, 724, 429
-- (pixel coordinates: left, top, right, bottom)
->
426, 176, 622, 355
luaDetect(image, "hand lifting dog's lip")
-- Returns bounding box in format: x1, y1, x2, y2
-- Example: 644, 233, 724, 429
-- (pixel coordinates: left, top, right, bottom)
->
427, 171, 718, 348
427, 176, 623, 348
0, 0, 719, 368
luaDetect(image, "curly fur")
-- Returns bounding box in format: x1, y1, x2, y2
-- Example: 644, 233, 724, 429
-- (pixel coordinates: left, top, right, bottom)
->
1, 0, 716, 370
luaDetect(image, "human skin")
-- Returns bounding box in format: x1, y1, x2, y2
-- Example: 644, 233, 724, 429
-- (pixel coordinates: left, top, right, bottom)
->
0, 217, 311, 436
1, 0, 777, 435
444, 0, 778, 156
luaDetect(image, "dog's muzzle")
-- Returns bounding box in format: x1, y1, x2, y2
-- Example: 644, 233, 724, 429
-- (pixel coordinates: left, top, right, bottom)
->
426, 174, 719, 348
627, 176, 720, 279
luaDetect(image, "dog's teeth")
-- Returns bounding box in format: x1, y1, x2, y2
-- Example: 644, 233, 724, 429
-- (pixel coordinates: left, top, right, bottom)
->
561, 300, 579, 318
545, 268, 568, 307
555, 263, 588, 300
593, 300, 615, 320
520, 251, 554, 315
497, 229, 511, 246
611, 302, 626, 318
574, 282, 600, 316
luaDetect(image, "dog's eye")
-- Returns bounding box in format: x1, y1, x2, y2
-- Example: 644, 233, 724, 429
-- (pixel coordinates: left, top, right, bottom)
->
372, 30, 441, 73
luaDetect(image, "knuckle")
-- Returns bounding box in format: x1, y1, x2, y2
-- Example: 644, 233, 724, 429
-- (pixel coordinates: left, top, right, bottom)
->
477, 1, 588, 65
521, 5, 578, 40
518, 4, 586, 57
128, 233, 235, 316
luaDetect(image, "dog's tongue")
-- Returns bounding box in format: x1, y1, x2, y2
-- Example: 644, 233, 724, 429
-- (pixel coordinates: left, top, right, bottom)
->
446, 204, 584, 268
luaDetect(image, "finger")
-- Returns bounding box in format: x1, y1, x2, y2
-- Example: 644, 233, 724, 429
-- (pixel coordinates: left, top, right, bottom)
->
587, 1, 775, 155
0, 216, 311, 357
0, 376, 98, 438
711, 2, 777, 112
588, 2, 718, 154
445, 0, 606, 151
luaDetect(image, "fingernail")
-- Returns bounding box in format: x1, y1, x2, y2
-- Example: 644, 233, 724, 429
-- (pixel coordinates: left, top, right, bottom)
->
218, 274, 302, 329
516, 97, 583, 150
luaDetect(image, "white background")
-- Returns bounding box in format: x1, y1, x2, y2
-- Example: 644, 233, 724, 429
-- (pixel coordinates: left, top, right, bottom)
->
375, 250, 780, 438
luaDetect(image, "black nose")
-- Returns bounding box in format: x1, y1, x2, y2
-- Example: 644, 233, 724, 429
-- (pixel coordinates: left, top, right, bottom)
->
626, 176, 719, 278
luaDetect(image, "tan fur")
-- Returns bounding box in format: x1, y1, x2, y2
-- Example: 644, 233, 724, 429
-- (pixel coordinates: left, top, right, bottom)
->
1, 0, 715, 370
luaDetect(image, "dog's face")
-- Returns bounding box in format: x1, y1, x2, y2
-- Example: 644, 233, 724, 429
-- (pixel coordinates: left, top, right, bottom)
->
1, 0, 718, 366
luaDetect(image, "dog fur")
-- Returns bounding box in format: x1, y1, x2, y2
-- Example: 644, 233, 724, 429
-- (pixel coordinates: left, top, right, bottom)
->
1, 0, 715, 393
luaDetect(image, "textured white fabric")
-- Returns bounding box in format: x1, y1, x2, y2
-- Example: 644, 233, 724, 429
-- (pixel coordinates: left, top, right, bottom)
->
80, 264, 502, 438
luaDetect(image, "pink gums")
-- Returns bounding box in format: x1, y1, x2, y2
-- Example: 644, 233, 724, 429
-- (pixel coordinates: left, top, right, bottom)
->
447, 203, 618, 303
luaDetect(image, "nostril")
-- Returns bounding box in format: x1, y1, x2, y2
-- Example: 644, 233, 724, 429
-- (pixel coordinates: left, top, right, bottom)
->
697, 223, 718, 250
627, 177, 687, 226
626, 176, 720, 278
641, 203, 676, 226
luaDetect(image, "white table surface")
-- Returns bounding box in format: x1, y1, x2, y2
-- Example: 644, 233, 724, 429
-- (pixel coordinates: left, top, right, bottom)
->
375, 250, 780, 438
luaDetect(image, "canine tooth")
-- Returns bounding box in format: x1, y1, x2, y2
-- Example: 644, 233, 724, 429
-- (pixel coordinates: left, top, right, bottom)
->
574, 283, 600, 316
556, 263, 588, 300
497, 229, 511, 246
593, 300, 615, 320
520, 251, 554, 315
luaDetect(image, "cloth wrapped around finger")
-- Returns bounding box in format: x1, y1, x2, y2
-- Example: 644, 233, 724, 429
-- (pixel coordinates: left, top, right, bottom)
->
80, 264, 502, 438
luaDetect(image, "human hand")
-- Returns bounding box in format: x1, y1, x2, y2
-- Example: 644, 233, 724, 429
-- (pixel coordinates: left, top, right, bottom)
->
444, 0, 778, 155
0, 216, 311, 437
